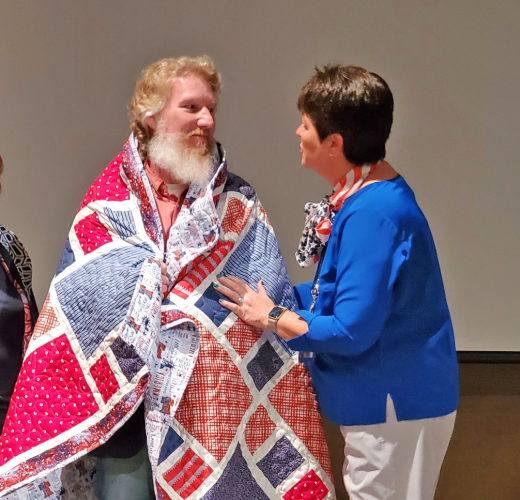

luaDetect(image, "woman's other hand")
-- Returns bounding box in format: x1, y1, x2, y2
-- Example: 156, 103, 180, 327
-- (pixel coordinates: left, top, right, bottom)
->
215, 275, 275, 330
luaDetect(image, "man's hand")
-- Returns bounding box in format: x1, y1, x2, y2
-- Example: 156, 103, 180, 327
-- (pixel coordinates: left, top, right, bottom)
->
215, 274, 275, 330
161, 262, 171, 299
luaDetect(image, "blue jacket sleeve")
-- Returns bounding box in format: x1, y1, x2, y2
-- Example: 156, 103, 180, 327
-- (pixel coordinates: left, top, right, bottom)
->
287, 208, 408, 356
294, 281, 313, 310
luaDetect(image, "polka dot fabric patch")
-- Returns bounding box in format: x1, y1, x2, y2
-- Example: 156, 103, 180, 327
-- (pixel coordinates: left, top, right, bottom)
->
74, 212, 113, 255
282, 470, 329, 500
78, 154, 130, 212
0, 334, 98, 463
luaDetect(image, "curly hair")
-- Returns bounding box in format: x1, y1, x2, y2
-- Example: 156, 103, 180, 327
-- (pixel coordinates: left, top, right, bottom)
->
129, 55, 221, 161
297, 65, 393, 166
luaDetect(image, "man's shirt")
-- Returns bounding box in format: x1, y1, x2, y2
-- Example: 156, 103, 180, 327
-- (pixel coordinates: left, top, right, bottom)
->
144, 162, 188, 249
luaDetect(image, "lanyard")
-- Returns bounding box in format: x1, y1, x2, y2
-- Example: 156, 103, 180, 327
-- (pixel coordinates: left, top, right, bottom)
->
301, 246, 327, 361
309, 245, 327, 313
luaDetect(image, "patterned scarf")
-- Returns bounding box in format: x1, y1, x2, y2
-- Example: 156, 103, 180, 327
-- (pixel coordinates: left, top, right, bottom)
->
0, 224, 36, 310
295, 164, 376, 267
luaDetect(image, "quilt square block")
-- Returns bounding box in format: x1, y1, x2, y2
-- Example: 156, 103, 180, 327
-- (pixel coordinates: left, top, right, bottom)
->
90, 354, 120, 404
257, 436, 304, 488
74, 212, 113, 255
163, 448, 213, 499
200, 444, 269, 500
247, 341, 284, 391
0, 334, 98, 462
110, 337, 145, 382
282, 469, 328, 500
158, 427, 184, 465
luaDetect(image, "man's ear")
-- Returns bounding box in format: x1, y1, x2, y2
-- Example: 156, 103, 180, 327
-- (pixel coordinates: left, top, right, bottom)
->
144, 114, 157, 132
324, 133, 344, 157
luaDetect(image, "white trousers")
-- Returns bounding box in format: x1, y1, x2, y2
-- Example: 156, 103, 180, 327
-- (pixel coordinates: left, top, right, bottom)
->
340, 396, 456, 500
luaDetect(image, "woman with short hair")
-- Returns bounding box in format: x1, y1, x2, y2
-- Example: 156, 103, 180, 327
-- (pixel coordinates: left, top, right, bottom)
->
216, 65, 459, 500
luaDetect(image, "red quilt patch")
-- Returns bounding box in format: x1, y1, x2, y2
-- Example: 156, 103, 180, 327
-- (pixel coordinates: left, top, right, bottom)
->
225, 320, 262, 359
221, 197, 252, 235
32, 295, 59, 341
74, 212, 113, 254
175, 323, 253, 462
78, 154, 130, 211
163, 448, 213, 499
0, 334, 98, 463
268, 364, 332, 479
244, 404, 277, 455
283, 469, 328, 500
90, 354, 120, 404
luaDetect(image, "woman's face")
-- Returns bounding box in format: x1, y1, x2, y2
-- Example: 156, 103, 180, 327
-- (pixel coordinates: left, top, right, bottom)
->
296, 114, 327, 172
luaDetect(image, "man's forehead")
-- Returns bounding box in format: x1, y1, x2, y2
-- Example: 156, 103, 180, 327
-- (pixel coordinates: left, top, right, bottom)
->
170, 74, 215, 101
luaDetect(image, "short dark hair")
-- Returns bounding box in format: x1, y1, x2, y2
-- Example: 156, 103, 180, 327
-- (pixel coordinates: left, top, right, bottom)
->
297, 65, 394, 165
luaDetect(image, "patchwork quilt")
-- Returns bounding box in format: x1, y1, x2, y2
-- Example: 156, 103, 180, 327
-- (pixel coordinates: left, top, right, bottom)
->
0, 136, 334, 499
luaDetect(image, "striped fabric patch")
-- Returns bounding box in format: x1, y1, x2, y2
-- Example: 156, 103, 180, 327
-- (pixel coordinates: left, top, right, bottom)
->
104, 208, 137, 239
55, 244, 153, 359
223, 220, 298, 311
163, 448, 213, 499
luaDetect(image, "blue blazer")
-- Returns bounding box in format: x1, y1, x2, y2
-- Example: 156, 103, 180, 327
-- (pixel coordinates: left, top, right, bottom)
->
288, 176, 459, 426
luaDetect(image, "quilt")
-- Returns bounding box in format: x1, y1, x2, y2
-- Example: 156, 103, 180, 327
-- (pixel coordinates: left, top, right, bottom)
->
0, 135, 334, 499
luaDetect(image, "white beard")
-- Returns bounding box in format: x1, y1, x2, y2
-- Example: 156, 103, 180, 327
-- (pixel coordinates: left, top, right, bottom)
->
147, 130, 215, 185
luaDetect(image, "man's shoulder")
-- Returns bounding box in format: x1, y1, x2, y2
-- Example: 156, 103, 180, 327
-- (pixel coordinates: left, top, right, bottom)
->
223, 171, 256, 200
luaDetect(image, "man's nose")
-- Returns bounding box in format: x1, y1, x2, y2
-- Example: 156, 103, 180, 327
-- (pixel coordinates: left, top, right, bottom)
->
198, 107, 214, 129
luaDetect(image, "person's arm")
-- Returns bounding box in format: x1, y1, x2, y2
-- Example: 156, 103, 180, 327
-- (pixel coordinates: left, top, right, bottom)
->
287, 208, 407, 356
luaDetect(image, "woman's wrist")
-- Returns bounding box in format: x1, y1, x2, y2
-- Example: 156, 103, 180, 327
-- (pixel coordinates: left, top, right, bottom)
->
267, 305, 288, 332
273, 310, 309, 340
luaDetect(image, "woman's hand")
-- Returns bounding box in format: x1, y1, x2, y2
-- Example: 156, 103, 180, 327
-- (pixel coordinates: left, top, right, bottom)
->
215, 274, 275, 330
161, 261, 170, 299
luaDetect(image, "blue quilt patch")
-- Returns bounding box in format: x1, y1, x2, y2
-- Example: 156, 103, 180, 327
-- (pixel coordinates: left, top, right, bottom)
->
257, 436, 304, 487
158, 427, 184, 465
55, 244, 154, 359
104, 208, 137, 239
195, 285, 232, 327
201, 444, 269, 500
247, 341, 284, 391
56, 238, 75, 275
110, 337, 145, 382
223, 220, 297, 312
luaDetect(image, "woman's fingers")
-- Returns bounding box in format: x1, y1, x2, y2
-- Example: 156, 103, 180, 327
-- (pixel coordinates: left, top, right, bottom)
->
218, 298, 243, 316
257, 279, 268, 297
213, 279, 242, 304
213, 274, 275, 330
216, 274, 248, 297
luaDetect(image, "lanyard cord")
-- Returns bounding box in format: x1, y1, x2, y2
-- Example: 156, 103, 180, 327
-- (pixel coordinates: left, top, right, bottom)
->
309, 245, 327, 313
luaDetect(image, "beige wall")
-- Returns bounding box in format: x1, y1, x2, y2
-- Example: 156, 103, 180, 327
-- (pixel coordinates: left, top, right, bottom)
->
0, 0, 519, 350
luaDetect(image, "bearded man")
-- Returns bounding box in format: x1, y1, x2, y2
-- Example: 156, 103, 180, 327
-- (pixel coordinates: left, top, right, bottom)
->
0, 56, 334, 500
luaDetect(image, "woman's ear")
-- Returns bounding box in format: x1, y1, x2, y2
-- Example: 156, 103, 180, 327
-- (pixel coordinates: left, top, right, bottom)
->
325, 133, 344, 157
144, 114, 157, 132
